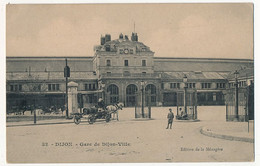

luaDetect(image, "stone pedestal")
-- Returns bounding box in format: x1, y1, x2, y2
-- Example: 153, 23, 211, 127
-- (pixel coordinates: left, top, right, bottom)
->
68, 81, 78, 116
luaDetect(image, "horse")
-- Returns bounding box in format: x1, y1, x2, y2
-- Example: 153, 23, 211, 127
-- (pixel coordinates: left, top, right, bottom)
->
106, 102, 124, 121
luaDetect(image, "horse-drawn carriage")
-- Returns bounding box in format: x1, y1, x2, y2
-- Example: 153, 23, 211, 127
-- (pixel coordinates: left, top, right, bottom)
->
72, 102, 124, 125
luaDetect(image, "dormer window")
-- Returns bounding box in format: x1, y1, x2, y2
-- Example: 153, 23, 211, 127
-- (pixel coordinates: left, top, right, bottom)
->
105, 45, 110, 51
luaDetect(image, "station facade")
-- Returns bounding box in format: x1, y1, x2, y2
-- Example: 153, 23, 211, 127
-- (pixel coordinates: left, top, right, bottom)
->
6, 33, 254, 112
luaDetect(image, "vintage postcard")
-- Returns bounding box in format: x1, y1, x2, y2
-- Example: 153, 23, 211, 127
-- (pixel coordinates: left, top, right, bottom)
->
5, 3, 254, 163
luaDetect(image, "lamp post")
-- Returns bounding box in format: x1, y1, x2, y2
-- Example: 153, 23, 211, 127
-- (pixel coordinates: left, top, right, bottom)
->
183, 75, 188, 115
33, 98, 36, 124
141, 80, 145, 118
234, 70, 239, 121
64, 58, 70, 119
101, 82, 106, 103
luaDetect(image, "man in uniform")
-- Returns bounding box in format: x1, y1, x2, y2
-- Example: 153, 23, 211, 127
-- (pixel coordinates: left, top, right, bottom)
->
97, 98, 105, 110
166, 108, 174, 129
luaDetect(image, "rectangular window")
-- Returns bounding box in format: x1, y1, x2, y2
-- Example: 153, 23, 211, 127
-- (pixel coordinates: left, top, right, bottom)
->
217, 83, 226, 89
106, 60, 111, 66
142, 72, 146, 75
124, 60, 129, 66
19, 85, 22, 91
48, 84, 60, 91
107, 72, 112, 76
120, 49, 123, 54
56, 84, 60, 91
161, 83, 164, 89
52, 84, 55, 91
130, 49, 133, 54
123, 71, 130, 76
170, 83, 180, 89
10, 84, 23, 91
142, 60, 146, 66
85, 83, 96, 91
201, 83, 211, 89
187, 83, 196, 89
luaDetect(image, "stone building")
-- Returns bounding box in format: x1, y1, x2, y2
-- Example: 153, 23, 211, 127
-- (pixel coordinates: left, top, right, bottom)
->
6, 33, 254, 113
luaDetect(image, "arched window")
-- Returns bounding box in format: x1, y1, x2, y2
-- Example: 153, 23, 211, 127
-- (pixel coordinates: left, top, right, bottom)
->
145, 84, 156, 94
126, 84, 138, 106
107, 84, 119, 104
126, 84, 137, 95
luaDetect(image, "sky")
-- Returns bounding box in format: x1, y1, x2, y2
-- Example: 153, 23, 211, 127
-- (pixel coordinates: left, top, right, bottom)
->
6, 3, 253, 59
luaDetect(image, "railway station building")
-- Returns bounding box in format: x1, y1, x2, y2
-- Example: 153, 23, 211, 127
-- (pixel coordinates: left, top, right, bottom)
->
6, 33, 254, 113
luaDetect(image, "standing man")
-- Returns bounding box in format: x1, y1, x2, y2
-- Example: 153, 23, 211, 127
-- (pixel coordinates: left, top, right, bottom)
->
166, 108, 174, 129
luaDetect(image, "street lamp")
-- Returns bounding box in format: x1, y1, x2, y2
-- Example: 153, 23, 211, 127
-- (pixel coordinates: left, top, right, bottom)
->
141, 80, 145, 118
234, 70, 239, 121
64, 58, 70, 119
101, 82, 106, 103
183, 74, 188, 115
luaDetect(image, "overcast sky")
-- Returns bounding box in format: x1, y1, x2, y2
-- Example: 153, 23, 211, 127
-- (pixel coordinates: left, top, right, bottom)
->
6, 3, 253, 59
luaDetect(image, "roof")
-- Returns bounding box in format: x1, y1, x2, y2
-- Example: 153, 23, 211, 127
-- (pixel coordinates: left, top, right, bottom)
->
161, 71, 229, 80
6, 57, 94, 72
6, 57, 254, 75
94, 39, 152, 52
154, 59, 253, 72
226, 67, 254, 80
6, 71, 98, 81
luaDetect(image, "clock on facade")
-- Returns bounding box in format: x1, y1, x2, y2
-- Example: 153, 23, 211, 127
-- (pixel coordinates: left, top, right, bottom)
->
124, 49, 129, 54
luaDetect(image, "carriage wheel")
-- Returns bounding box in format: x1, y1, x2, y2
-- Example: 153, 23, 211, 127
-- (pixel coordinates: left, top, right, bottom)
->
74, 116, 81, 125
88, 116, 95, 124
105, 114, 110, 122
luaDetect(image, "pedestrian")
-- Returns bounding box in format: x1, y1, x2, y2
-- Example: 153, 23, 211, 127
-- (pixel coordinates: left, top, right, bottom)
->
166, 108, 174, 129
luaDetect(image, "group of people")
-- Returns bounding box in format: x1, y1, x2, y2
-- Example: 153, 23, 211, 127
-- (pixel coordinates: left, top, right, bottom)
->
97, 97, 183, 129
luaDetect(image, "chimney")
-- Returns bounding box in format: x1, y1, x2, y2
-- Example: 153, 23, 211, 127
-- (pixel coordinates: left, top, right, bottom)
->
131, 32, 138, 41
100, 35, 105, 45
105, 34, 111, 43
119, 33, 123, 39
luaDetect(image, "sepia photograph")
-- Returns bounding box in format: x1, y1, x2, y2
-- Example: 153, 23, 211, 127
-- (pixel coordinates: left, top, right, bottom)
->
5, 2, 255, 164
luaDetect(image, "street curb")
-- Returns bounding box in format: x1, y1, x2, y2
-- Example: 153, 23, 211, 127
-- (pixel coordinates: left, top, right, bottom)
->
6, 121, 74, 127
131, 118, 155, 121
200, 127, 254, 143
175, 119, 200, 122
